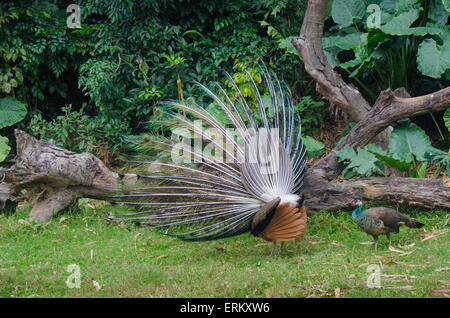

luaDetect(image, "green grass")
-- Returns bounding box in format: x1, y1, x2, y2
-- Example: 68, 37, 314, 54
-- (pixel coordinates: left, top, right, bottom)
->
0, 201, 448, 298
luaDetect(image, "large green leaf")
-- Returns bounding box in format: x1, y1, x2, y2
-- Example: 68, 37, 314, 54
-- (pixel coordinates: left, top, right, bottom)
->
444, 108, 450, 133
377, 7, 442, 36
389, 121, 433, 162
0, 97, 27, 129
395, 0, 421, 13
380, 0, 397, 13
443, 0, 450, 12
428, 0, 450, 24
334, 144, 383, 177
0, 136, 11, 162
367, 149, 411, 171
380, 9, 415, 34
302, 136, 325, 158
333, 32, 367, 50
324, 49, 340, 68
417, 30, 450, 78
331, 0, 366, 28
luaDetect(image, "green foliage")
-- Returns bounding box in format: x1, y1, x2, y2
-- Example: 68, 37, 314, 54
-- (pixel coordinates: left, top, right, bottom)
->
28, 105, 131, 162
302, 136, 325, 158
335, 119, 450, 178
388, 120, 434, 162
257, 0, 310, 90
1, 0, 316, 158
324, 0, 450, 98
366, 149, 411, 172
331, 0, 366, 27
78, 59, 117, 111
334, 143, 385, 178
417, 30, 450, 79
444, 108, 450, 132
0, 96, 27, 129
425, 147, 450, 176
443, 0, 450, 12
294, 96, 326, 134
0, 96, 27, 162
0, 4, 27, 94
206, 102, 233, 126
0, 136, 11, 162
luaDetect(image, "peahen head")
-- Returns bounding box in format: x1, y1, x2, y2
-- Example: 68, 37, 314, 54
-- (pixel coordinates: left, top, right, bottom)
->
352, 199, 366, 219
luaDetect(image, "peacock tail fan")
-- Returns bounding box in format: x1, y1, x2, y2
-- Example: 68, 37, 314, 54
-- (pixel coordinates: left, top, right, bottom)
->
111, 64, 307, 241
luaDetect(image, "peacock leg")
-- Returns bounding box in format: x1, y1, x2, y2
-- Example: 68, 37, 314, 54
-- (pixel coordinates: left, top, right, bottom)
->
278, 242, 285, 256
386, 233, 391, 246
270, 241, 277, 256
373, 235, 379, 251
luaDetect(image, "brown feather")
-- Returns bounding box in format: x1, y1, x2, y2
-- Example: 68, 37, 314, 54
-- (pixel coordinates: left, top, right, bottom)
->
259, 204, 307, 242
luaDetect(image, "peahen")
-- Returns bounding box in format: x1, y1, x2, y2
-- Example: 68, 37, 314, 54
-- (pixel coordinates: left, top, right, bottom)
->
113, 65, 308, 254
352, 200, 424, 250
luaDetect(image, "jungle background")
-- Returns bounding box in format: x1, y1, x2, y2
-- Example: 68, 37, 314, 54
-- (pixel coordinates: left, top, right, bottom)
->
0, 0, 449, 298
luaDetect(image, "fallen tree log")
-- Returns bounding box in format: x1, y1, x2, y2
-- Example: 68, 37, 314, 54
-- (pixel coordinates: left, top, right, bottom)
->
0, 129, 448, 222
1, 130, 121, 221
303, 176, 450, 212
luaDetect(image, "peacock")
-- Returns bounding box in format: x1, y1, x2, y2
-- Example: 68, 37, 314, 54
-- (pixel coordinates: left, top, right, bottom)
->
113, 65, 308, 255
352, 200, 424, 250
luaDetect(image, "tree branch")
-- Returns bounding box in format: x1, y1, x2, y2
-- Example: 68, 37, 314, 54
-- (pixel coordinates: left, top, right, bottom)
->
291, 0, 371, 121
311, 87, 450, 180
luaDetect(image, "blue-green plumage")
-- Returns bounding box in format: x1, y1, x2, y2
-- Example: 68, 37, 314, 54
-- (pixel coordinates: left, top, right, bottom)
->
352, 203, 387, 236
352, 201, 424, 250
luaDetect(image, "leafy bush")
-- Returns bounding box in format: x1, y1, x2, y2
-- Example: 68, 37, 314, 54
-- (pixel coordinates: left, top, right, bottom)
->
0, 96, 27, 162
1, 0, 324, 158
334, 119, 450, 178
294, 96, 326, 134
324, 0, 450, 99
28, 105, 131, 162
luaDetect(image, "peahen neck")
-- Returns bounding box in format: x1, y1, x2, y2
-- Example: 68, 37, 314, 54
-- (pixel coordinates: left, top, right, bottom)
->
352, 203, 367, 219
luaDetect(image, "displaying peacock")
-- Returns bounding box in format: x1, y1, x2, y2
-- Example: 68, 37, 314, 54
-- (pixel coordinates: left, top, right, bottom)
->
112, 65, 308, 254
352, 200, 424, 250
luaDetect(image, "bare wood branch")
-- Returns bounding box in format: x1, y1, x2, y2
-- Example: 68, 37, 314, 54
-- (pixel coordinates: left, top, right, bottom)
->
311, 87, 450, 180
340, 87, 450, 150
291, 0, 371, 121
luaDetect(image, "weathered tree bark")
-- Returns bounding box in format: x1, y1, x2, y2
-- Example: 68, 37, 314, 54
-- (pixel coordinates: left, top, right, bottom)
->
0, 182, 13, 210
1, 130, 121, 221
303, 176, 450, 212
291, 0, 372, 121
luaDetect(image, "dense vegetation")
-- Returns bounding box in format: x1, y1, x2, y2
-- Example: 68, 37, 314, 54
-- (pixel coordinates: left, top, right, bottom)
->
0, 0, 449, 168
0, 0, 316, 162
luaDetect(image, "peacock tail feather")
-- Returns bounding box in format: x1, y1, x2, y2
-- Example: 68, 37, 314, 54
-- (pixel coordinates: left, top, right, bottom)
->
112, 64, 307, 241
